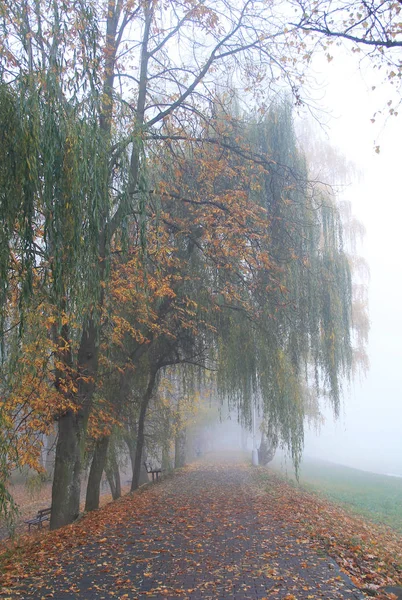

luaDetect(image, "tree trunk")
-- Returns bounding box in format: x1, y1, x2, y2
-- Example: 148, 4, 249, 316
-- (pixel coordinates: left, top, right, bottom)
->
124, 433, 136, 480
131, 368, 158, 491
50, 410, 84, 529
175, 427, 186, 469
105, 451, 121, 500
44, 429, 57, 476
162, 442, 172, 471
51, 0, 115, 528
50, 319, 98, 529
125, 433, 148, 487
131, 398, 148, 492
174, 400, 186, 469
138, 456, 149, 486
85, 436, 109, 512
114, 467, 121, 499
105, 468, 116, 499
84, 371, 132, 512
241, 427, 248, 452
258, 432, 278, 466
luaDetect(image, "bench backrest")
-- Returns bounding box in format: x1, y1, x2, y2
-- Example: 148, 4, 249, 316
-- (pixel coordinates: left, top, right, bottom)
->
143, 462, 161, 473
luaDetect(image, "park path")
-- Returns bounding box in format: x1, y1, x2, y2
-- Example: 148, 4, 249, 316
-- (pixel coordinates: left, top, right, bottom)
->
2, 458, 365, 599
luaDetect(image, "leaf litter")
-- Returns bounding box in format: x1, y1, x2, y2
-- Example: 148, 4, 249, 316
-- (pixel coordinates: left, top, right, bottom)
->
0, 460, 400, 599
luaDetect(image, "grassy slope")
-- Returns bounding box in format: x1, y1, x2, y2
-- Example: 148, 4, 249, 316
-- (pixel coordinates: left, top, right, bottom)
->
271, 456, 402, 533
254, 465, 402, 597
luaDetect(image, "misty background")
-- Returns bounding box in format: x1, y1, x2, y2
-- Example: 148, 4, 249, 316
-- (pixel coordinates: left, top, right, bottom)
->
298, 50, 402, 477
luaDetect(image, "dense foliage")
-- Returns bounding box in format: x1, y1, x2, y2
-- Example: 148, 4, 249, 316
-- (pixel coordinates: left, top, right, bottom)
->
0, 0, 372, 528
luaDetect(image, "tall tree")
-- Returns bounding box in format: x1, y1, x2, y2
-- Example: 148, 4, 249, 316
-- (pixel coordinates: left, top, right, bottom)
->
0, 1, 373, 526
0, 0, 310, 528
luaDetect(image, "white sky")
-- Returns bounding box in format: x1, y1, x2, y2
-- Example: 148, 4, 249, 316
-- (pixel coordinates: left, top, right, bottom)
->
302, 49, 402, 475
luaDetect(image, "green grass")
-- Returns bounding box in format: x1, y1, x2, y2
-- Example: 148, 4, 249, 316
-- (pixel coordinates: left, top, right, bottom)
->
271, 457, 402, 533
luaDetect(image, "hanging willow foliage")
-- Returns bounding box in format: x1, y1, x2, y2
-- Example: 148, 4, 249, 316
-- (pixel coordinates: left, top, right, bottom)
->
0, 79, 110, 342
0, 84, 38, 337
213, 101, 354, 470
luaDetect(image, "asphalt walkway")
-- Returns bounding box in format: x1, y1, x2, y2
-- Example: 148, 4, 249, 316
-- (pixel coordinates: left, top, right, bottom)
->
3, 460, 365, 599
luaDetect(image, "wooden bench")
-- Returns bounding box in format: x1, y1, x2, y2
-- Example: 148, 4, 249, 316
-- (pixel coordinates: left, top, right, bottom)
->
24, 507, 51, 531
144, 462, 163, 482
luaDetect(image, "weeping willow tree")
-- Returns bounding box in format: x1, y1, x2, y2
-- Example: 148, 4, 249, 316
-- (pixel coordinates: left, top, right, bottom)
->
0, 78, 112, 528
215, 101, 355, 471
0, 0, 143, 528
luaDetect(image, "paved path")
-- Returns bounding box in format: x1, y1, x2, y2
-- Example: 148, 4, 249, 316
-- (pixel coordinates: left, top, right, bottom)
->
4, 461, 365, 599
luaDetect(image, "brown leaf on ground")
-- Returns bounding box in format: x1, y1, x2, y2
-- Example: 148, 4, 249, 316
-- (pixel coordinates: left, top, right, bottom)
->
0, 459, 400, 599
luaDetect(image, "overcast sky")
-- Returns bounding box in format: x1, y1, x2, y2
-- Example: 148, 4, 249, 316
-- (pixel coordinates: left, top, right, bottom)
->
302, 49, 402, 475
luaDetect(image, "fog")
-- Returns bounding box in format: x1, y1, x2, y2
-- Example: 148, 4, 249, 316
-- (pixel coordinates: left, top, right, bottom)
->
300, 50, 402, 477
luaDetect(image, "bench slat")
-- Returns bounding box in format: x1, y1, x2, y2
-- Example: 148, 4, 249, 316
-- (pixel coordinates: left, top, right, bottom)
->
25, 507, 51, 531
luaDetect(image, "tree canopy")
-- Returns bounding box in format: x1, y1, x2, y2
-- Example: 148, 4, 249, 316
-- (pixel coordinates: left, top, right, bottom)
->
0, 0, 375, 528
